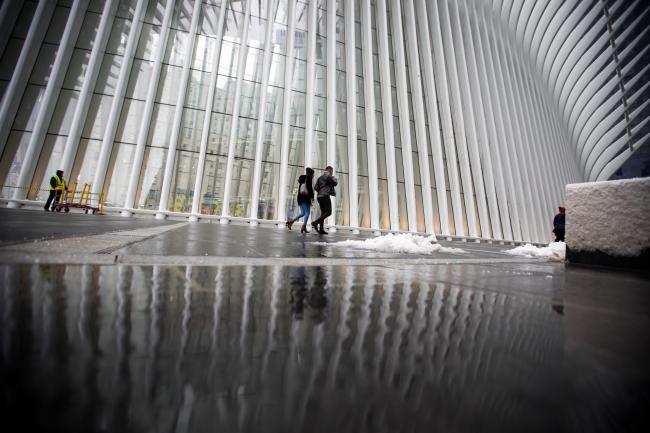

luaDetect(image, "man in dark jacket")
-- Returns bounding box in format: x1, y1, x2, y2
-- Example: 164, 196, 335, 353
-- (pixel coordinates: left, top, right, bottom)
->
553, 206, 565, 242
44, 169, 66, 212
311, 166, 337, 235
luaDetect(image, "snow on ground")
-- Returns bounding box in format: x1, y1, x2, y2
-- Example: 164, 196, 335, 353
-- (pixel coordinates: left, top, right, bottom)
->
321, 233, 466, 255
566, 177, 650, 257
504, 242, 566, 261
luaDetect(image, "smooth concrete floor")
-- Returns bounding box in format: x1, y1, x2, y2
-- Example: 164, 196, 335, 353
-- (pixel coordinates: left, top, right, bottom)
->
1, 208, 649, 432
0, 207, 174, 244
1, 262, 649, 433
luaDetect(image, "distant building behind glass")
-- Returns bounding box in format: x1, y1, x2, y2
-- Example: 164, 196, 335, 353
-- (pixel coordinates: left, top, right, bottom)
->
1, 0, 648, 243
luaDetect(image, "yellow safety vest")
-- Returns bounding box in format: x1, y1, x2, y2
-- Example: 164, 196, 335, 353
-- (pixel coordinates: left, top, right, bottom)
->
49, 174, 65, 191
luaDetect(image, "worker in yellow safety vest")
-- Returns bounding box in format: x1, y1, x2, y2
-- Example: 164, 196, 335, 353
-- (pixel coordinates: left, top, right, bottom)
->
44, 169, 67, 212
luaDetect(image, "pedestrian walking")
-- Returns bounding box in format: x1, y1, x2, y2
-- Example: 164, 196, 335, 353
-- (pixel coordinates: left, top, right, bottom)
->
286, 167, 315, 233
311, 166, 337, 235
44, 169, 66, 212
553, 206, 565, 242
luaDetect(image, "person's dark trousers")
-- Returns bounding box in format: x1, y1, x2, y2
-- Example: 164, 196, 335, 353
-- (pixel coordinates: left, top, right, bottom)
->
315, 196, 332, 231
554, 229, 565, 242
44, 190, 62, 211
44, 190, 57, 210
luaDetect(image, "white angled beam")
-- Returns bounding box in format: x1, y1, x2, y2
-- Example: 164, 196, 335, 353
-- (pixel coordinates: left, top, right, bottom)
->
303, 0, 317, 168
249, 0, 278, 221
189, 0, 229, 219
343, 0, 355, 229
329, 0, 340, 228
220, 0, 252, 220
123, 0, 177, 214
375, 0, 399, 231
13, 0, 89, 201
389, 0, 417, 233
404, 0, 435, 235
60, 0, 119, 176
438, 0, 478, 237
360, 0, 380, 232
427, 0, 464, 236
414, 0, 449, 236
92, 0, 148, 198
276, 0, 296, 223
0, 0, 55, 159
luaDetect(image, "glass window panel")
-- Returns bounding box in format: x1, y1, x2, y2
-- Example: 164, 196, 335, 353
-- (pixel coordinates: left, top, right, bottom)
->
157, 64, 183, 104
335, 101, 347, 135
208, 112, 232, 155
397, 182, 408, 231
333, 172, 349, 225
262, 121, 282, 163
48, 89, 79, 135
239, 81, 260, 119
0, 132, 30, 190
192, 35, 216, 72
335, 135, 348, 173
136, 146, 167, 209
44, 6, 70, 45
148, 103, 175, 148
105, 142, 136, 206
293, 29, 307, 59
33, 135, 67, 200
217, 41, 240, 76
256, 161, 280, 219
336, 71, 346, 101
358, 175, 371, 228
179, 108, 205, 152
172, 0, 192, 31
163, 29, 189, 66
376, 143, 387, 178
13, 85, 44, 131
247, 17, 266, 49
69, 138, 100, 190
82, 94, 112, 139
63, 49, 92, 90
268, 53, 285, 87
243, 48, 263, 82
228, 159, 252, 216
312, 130, 326, 170
29, 44, 58, 86
135, 24, 161, 61
115, 99, 145, 144
414, 185, 425, 232
288, 126, 305, 166
168, 149, 199, 212
294, 3, 308, 31
314, 96, 326, 131
291, 59, 306, 92
126, 59, 153, 100
395, 147, 405, 182
77, 11, 102, 50
378, 178, 390, 229
186, 69, 209, 108
0, 39, 24, 81
314, 64, 326, 96
199, 3, 221, 36
223, 11, 244, 43
234, 117, 256, 159
95, 54, 123, 95
199, 153, 228, 215
272, 23, 287, 54
357, 139, 368, 176
265, 85, 284, 124
144, 0, 165, 25
117, 0, 136, 20
290, 92, 305, 127
106, 17, 132, 55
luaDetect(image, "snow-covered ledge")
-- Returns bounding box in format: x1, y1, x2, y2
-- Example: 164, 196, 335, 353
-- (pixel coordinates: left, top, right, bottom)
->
566, 177, 650, 270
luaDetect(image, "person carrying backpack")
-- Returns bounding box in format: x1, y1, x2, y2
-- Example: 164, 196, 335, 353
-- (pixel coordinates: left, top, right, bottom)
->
286, 167, 315, 233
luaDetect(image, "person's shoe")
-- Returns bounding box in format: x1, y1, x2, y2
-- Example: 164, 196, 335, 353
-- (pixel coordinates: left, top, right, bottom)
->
286, 219, 294, 230
318, 229, 328, 235
311, 221, 319, 232
301, 224, 307, 234
43, 207, 49, 212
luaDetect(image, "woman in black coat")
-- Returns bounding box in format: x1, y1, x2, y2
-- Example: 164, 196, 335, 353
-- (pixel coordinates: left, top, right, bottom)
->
286, 167, 315, 233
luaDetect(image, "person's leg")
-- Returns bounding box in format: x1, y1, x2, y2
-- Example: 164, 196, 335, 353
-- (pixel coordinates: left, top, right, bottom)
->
52, 190, 62, 210
558, 229, 565, 242
317, 196, 331, 232
301, 202, 310, 223
312, 198, 324, 231
44, 190, 56, 210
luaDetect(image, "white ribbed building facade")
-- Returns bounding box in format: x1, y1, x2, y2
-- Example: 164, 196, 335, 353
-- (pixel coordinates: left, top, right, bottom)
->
0, 0, 648, 243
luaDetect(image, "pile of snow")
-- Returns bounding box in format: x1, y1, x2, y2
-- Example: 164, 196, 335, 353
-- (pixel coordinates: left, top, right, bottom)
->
323, 233, 466, 255
504, 242, 565, 261
566, 177, 650, 257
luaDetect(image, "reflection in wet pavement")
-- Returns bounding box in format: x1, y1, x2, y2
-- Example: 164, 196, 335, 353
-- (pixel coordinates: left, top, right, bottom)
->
1, 264, 648, 433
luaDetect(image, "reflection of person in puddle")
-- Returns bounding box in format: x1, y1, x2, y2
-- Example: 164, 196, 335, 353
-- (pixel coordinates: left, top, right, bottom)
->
290, 267, 328, 321
290, 285, 307, 320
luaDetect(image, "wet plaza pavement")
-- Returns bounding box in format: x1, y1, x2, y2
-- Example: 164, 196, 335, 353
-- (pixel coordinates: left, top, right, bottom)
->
2, 261, 649, 433
1, 209, 649, 432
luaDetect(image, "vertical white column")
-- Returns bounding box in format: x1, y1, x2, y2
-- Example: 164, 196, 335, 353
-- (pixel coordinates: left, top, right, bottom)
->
438, 0, 478, 237
414, 0, 449, 236
427, 0, 464, 237
219, 0, 252, 221
276, 0, 296, 223
303, 0, 317, 168
60, 0, 119, 176
361, 0, 380, 233
375, 0, 399, 231
466, 0, 511, 240
187, 1, 228, 219
403, 0, 435, 235
122, 0, 176, 215
0, 0, 55, 158
92, 0, 148, 197
447, 0, 492, 238
0, 0, 23, 61
343, 0, 355, 230
389, 0, 417, 232
13, 0, 89, 201
248, 0, 278, 222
